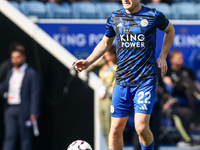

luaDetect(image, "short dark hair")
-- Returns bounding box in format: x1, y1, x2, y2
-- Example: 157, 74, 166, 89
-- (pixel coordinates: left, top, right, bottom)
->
9, 41, 26, 56
9, 41, 24, 51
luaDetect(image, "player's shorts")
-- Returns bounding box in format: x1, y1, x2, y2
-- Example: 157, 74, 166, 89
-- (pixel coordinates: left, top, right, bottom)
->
110, 83, 156, 117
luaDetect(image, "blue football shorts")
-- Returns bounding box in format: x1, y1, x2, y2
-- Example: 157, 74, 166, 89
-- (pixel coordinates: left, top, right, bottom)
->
110, 83, 156, 117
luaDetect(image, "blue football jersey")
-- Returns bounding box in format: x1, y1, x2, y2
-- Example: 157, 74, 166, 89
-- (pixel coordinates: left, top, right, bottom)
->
105, 6, 169, 86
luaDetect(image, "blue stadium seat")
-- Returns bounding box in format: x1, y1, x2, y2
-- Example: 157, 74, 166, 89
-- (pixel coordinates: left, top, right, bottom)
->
46, 2, 72, 19
172, 0, 199, 3
197, 4, 200, 19
96, 2, 121, 19
9, 1, 20, 10
71, 2, 97, 19
20, 1, 47, 18
171, 2, 198, 19
146, 2, 173, 19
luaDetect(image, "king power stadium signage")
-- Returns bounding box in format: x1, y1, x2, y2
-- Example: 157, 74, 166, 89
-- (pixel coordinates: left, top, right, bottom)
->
37, 21, 200, 80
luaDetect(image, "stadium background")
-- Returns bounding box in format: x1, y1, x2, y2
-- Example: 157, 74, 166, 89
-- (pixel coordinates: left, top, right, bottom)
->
0, 12, 94, 150
0, 0, 200, 150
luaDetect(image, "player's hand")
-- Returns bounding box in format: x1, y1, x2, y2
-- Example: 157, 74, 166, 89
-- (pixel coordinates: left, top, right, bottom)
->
72, 59, 90, 72
157, 57, 168, 78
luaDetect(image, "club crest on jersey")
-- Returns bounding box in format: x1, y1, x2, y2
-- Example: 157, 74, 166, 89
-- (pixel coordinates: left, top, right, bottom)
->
110, 105, 115, 113
141, 19, 148, 27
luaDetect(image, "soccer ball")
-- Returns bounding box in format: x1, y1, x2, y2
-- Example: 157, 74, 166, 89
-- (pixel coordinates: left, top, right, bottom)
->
67, 140, 93, 150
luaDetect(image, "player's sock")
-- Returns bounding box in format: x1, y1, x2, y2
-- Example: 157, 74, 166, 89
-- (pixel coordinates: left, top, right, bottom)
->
139, 141, 154, 150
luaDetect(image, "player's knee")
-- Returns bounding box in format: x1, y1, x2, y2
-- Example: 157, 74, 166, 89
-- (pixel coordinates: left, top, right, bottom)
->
135, 123, 149, 136
110, 123, 124, 136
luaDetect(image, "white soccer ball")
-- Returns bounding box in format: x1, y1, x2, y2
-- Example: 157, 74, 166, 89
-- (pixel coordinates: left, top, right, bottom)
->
67, 140, 93, 150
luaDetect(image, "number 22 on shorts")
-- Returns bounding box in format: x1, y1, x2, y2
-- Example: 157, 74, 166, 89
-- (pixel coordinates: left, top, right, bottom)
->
137, 91, 151, 104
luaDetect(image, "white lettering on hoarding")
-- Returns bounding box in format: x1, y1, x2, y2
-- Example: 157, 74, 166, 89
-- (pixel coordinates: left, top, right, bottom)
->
76, 34, 86, 47
53, 33, 86, 47
66, 34, 77, 46
53, 33, 104, 47
173, 34, 200, 48
89, 34, 104, 46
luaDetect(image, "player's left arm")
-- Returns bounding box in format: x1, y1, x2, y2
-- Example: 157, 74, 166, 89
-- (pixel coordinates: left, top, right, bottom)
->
157, 21, 175, 78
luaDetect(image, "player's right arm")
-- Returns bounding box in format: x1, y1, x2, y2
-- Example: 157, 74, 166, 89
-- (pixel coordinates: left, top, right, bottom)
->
72, 35, 115, 72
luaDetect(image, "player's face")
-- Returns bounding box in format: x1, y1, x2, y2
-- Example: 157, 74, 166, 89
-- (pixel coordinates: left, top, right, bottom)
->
122, 0, 140, 13
11, 51, 26, 68
171, 53, 184, 66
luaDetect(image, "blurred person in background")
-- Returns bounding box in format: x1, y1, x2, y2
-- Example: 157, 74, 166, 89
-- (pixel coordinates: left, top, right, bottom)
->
0, 48, 40, 150
0, 42, 25, 82
163, 50, 200, 120
87, 45, 117, 148
155, 49, 200, 147
163, 49, 200, 147
0, 41, 25, 149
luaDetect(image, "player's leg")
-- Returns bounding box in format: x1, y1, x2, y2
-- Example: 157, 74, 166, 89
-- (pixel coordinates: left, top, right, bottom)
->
109, 116, 128, 150
133, 84, 156, 150
134, 113, 154, 149
109, 83, 135, 150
